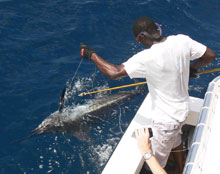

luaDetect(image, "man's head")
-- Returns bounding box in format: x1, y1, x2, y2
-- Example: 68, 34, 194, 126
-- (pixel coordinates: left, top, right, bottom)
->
133, 17, 162, 46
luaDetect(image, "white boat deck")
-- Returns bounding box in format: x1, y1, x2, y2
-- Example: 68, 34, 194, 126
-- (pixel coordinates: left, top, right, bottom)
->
102, 93, 204, 174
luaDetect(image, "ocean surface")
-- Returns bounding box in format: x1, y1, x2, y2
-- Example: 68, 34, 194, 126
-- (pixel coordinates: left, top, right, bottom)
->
0, 0, 219, 173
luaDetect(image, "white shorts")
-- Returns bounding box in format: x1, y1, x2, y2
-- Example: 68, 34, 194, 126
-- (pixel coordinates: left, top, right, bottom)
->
150, 120, 183, 168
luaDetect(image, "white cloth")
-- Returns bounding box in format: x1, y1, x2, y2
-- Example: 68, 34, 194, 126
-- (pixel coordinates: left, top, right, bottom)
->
123, 34, 206, 123
151, 119, 183, 168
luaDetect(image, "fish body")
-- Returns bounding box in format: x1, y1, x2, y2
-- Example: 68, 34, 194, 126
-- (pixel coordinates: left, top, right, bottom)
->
32, 87, 147, 140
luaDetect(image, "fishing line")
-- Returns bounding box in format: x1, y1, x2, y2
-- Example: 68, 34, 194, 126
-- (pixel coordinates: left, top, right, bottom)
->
58, 58, 84, 112
70, 58, 84, 86
91, 65, 98, 90
115, 103, 123, 133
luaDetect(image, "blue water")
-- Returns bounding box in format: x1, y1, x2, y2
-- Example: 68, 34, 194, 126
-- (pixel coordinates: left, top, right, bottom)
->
0, 0, 219, 173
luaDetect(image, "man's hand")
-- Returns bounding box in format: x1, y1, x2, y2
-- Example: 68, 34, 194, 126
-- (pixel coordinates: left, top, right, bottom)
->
135, 128, 152, 156
80, 43, 96, 59
189, 47, 215, 78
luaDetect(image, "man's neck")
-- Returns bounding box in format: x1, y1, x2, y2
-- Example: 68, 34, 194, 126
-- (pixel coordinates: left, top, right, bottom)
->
152, 37, 167, 45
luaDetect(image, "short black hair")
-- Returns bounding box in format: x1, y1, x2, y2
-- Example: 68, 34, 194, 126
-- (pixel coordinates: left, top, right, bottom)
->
132, 16, 158, 37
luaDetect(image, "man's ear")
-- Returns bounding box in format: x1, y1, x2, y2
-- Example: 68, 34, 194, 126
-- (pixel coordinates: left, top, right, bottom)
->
139, 34, 146, 41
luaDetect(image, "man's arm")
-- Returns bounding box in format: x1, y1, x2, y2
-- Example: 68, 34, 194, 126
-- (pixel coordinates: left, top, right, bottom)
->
190, 47, 216, 71
90, 53, 128, 80
80, 44, 128, 80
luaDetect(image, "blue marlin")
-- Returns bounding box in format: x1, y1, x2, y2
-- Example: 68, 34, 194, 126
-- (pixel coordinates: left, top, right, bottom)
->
15, 86, 147, 142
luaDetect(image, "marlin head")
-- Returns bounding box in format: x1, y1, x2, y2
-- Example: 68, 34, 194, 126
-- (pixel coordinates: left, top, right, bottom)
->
11, 112, 65, 144
32, 111, 90, 141
33, 112, 65, 135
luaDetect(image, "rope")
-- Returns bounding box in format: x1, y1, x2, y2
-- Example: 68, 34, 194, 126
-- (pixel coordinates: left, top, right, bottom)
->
170, 148, 189, 153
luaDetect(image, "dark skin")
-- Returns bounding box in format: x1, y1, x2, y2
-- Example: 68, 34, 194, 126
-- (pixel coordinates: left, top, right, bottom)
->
86, 31, 216, 172
190, 47, 216, 70
89, 33, 166, 80
90, 33, 216, 80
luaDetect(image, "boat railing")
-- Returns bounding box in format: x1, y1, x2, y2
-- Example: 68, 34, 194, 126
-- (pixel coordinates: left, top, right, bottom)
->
183, 76, 220, 174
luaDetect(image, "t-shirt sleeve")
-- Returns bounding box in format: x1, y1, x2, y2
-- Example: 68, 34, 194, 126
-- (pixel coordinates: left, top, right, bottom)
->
122, 51, 148, 79
188, 37, 207, 60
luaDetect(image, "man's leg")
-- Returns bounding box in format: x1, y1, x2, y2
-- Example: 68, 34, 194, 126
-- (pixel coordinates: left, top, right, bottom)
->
150, 122, 181, 168
172, 143, 184, 173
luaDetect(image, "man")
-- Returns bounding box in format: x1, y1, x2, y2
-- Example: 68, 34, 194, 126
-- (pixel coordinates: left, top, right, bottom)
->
80, 16, 215, 172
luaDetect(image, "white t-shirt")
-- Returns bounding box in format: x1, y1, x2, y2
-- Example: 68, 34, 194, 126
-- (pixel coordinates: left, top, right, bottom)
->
123, 34, 206, 123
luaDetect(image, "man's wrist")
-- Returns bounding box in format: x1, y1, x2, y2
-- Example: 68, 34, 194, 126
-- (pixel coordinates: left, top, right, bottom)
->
90, 52, 96, 60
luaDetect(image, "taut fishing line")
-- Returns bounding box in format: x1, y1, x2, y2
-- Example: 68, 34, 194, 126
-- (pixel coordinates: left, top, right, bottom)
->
58, 58, 84, 112
70, 58, 84, 86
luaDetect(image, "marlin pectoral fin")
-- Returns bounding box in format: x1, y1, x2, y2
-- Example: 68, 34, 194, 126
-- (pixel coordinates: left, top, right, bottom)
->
72, 129, 91, 142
